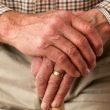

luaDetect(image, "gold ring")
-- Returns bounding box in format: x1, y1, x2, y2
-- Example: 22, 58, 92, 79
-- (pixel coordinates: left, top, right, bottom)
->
53, 71, 63, 77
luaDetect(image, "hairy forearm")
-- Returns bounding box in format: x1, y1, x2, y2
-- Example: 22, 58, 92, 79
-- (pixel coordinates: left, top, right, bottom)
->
0, 11, 17, 44
0, 11, 36, 44
0, 11, 13, 43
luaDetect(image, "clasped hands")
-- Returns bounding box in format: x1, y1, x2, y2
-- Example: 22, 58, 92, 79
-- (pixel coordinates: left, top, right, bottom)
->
2, 9, 109, 110
31, 10, 105, 110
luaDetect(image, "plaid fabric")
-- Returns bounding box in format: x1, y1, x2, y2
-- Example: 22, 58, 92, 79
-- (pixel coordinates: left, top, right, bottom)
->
0, 0, 104, 13
0, 0, 110, 23
97, 0, 110, 12
96, 0, 110, 23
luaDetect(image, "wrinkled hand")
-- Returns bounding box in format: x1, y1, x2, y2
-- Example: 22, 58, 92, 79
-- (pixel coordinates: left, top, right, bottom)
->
1, 10, 103, 77
30, 9, 110, 110
75, 9, 110, 44
32, 57, 73, 110
31, 9, 110, 110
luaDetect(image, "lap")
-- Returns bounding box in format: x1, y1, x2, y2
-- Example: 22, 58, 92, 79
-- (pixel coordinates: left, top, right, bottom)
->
0, 45, 40, 110
0, 45, 110, 110
65, 52, 110, 110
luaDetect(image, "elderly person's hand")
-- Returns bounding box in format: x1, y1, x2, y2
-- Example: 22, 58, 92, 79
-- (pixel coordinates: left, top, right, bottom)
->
32, 57, 73, 110
0, 10, 102, 77
31, 9, 110, 110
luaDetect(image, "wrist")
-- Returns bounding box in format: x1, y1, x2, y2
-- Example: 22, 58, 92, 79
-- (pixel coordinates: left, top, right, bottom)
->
91, 9, 110, 44
0, 11, 16, 44
87, 9, 108, 26
0, 11, 31, 44
77, 9, 110, 44
84, 9, 110, 44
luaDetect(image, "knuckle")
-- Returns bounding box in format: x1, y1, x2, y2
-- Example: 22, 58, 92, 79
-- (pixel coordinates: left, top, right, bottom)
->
43, 96, 50, 104
49, 16, 62, 27
52, 35, 61, 43
36, 75, 47, 85
36, 38, 47, 49
68, 47, 78, 56
45, 59, 53, 69
57, 54, 67, 64
56, 93, 64, 101
84, 24, 94, 34
45, 26, 55, 35
77, 37, 87, 47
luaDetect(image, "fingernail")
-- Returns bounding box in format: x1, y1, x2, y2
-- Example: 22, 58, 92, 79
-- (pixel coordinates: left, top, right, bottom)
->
98, 48, 103, 56
41, 102, 49, 110
86, 68, 90, 74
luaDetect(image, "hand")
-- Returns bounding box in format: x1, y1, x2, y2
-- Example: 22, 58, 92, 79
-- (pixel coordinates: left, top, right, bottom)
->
31, 9, 110, 110
75, 9, 110, 44
0, 10, 103, 77
32, 57, 73, 110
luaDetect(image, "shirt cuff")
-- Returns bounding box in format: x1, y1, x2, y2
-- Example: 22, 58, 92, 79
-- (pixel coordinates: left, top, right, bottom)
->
0, 4, 12, 15
96, 7, 110, 24
95, 0, 110, 24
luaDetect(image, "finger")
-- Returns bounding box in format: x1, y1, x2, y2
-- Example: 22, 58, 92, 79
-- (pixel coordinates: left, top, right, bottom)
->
60, 24, 96, 69
52, 35, 89, 75
45, 46, 80, 77
52, 74, 73, 108
41, 67, 64, 110
71, 15, 103, 56
31, 56, 43, 76
36, 57, 54, 99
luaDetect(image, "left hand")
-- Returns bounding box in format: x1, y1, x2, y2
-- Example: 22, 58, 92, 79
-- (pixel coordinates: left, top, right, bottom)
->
31, 9, 110, 110
32, 57, 73, 110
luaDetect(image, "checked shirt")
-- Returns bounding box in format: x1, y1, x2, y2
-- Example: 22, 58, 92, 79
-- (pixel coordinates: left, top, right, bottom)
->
0, 0, 110, 23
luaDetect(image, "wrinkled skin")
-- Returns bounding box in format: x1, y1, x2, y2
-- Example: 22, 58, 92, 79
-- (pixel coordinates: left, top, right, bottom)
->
1, 10, 103, 78
0, 8, 108, 110
31, 9, 110, 110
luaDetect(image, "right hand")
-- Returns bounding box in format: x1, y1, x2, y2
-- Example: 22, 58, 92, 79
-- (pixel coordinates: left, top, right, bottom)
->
31, 10, 108, 110
0, 10, 103, 76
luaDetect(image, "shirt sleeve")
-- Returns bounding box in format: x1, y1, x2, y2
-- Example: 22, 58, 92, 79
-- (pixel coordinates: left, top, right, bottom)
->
96, 0, 110, 24
0, 3, 12, 15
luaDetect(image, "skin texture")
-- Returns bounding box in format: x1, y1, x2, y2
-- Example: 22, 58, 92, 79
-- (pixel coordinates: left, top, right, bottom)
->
31, 9, 110, 110
0, 10, 103, 77
0, 9, 109, 110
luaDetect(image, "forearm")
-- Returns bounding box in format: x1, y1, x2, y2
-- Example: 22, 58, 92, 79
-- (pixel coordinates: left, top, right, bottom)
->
0, 11, 19, 44
0, 3, 12, 43
0, 11, 13, 43
0, 11, 35, 44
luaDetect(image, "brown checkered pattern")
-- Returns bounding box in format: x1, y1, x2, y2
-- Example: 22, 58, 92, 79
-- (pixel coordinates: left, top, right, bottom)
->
0, 0, 105, 13
0, 0, 110, 23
